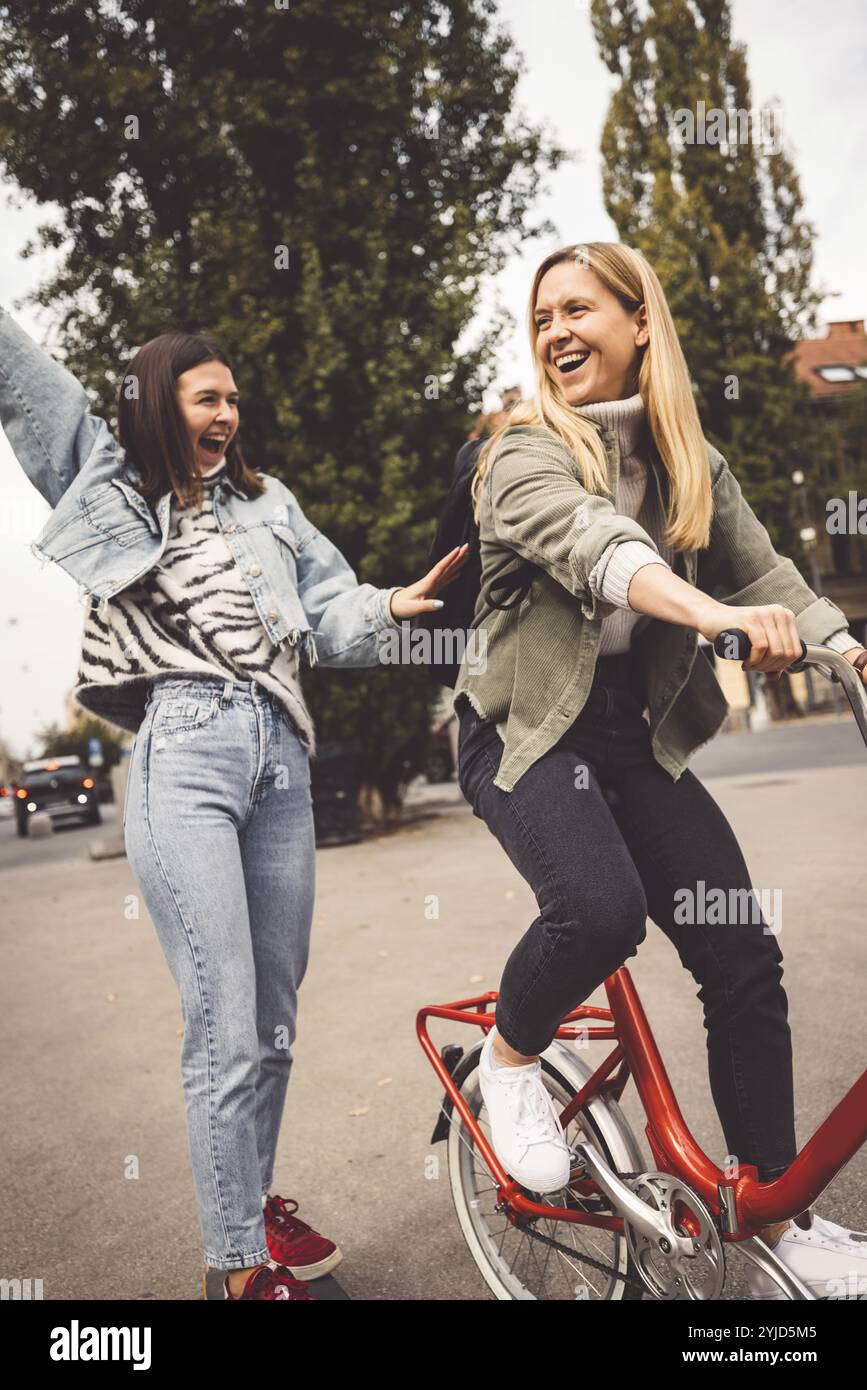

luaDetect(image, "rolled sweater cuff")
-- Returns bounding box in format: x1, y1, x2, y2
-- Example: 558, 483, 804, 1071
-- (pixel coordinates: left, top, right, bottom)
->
821, 628, 860, 655
813, 626, 861, 680
588, 540, 670, 611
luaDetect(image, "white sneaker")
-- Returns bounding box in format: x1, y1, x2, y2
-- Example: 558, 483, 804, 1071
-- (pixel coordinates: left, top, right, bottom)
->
746, 1211, 867, 1299
809, 1212, 867, 1247
477, 1026, 572, 1194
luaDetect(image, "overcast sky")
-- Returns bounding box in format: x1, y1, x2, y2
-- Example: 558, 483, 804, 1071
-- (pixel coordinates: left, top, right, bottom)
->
1, 0, 865, 759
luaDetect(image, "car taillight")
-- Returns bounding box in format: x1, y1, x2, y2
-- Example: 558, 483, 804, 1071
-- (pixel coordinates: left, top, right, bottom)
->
82, 777, 95, 789
15, 787, 28, 799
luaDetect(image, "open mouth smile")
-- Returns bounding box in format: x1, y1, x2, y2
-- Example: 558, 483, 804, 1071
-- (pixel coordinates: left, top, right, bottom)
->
553, 350, 591, 376
199, 434, 230, 456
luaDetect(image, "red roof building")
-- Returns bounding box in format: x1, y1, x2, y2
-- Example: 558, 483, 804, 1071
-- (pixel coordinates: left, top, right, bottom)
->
789, 319, 867, 399
786, 320, 867, 648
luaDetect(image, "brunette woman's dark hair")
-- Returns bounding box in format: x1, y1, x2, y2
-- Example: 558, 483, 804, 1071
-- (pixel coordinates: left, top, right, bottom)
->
116, 332, 266, 508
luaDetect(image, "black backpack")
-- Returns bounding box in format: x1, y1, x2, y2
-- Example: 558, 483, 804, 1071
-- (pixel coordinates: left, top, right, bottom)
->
416, 436, 537, 687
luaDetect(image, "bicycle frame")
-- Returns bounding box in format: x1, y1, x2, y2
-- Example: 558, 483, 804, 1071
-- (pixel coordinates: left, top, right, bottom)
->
418, 978, 867, 1242
418, 643, 867, 1245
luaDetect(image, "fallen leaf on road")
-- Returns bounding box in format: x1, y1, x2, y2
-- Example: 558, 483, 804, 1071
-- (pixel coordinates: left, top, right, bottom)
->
348, 1107, 369, 1117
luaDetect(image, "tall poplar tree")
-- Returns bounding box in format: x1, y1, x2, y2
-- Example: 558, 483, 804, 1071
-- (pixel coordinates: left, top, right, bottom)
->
592, 0, 832, 553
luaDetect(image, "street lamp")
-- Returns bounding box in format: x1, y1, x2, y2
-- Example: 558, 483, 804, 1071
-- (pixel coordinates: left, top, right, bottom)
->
790, 469, 823, 595
790, 466, 844, 714
791, 468, 823, 712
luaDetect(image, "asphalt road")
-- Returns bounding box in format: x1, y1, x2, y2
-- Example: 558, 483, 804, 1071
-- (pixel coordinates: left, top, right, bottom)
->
1, 715, 864, 1301
687, 711, 865, 780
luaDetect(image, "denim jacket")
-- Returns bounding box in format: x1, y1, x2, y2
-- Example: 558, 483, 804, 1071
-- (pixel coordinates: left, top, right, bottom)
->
0, 307, 402, 674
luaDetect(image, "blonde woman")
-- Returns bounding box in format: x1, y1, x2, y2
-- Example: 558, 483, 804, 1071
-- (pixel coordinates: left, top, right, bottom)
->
453, 242, 867, 1299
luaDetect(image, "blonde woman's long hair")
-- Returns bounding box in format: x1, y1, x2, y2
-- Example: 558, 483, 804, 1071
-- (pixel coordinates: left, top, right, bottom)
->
472, 242, 712, 553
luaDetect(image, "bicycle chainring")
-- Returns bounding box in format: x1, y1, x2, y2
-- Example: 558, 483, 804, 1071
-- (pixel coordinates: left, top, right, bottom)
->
624, 1172, 725, 1300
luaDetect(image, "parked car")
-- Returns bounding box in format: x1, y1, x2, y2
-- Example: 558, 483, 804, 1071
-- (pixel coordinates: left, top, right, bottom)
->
0, 784, 14, 819
12, 756, 101, 837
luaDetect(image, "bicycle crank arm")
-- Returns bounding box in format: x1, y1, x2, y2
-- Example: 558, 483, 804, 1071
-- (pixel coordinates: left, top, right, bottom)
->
570, 1142, 696, 1261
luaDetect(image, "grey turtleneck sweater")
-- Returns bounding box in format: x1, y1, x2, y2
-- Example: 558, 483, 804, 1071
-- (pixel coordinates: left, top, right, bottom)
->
578, 393, 673, 655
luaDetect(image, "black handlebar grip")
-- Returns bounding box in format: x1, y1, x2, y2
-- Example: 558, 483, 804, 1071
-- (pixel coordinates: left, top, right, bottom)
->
713, 628, 808, 666
713, 628, 751, 661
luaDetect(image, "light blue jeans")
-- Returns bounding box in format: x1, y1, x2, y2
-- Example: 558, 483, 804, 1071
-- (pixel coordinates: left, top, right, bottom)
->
123, 674, 316, 1269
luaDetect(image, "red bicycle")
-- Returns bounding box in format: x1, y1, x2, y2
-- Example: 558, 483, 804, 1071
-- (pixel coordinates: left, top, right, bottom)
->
417, 630, 867, 1301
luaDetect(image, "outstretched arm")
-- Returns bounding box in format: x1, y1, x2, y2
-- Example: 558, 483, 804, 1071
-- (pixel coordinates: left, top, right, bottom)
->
690, 446, 864, 682
626, 561, 867, 686
294, 526, 466, 667
273, 482, 468, 667
0, 305, 119, 509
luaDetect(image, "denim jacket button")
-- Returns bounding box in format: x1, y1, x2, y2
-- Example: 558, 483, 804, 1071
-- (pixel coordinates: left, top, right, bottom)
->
267, 611, 278, 621
250, 564, 262, 577
225, 522, 237, 533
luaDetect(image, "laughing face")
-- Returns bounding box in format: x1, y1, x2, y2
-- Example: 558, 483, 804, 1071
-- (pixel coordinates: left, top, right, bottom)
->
533, 261, 648, 407
176, 361, 240, 474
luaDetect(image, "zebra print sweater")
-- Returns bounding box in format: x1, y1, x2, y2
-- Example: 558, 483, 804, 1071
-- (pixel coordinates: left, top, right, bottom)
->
72, 456, 317, 749
580, 393, 675, 654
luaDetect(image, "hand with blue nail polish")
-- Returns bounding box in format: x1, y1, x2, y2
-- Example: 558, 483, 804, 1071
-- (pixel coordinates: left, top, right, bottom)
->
388, 544, 470, 621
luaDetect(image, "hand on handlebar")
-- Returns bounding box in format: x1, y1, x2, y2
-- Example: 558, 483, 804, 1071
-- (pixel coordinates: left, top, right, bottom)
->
698, 603, 805, 681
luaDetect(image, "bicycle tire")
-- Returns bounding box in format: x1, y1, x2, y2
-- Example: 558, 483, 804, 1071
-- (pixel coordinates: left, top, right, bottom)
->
446, 1041, 645, 1301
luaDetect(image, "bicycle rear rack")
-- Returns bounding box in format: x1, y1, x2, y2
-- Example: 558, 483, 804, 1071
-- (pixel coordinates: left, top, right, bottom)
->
418, 991, 635, 1233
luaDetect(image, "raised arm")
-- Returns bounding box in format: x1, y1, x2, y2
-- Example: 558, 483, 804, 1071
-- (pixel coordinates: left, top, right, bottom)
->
0, 305, 119, 509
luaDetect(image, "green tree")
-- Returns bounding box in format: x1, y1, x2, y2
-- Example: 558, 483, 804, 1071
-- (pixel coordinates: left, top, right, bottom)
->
592, 0, 834, 562
0, 0, 565, 809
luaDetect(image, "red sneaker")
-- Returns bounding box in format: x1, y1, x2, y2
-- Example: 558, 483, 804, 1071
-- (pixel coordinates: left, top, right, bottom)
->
224, 1260, 314, 1300
263, 1193, 343, 1279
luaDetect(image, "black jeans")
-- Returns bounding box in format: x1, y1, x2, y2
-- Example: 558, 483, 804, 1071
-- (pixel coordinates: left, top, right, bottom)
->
456, 648, 797, 1183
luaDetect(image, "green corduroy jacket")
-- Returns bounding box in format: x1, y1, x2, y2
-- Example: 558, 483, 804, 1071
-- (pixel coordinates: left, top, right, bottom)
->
453, 423, 850, 793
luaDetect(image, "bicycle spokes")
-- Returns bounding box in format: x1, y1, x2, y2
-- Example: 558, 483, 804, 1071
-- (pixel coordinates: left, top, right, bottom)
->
452, 1066, 638, 1300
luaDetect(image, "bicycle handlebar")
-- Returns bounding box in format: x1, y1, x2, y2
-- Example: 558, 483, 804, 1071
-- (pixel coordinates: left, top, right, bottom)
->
712, 628, 867, 749
713, 628, 808, 668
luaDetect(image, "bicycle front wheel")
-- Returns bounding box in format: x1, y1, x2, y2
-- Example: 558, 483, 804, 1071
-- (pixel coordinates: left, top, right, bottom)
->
446, 1042, 645, 1301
